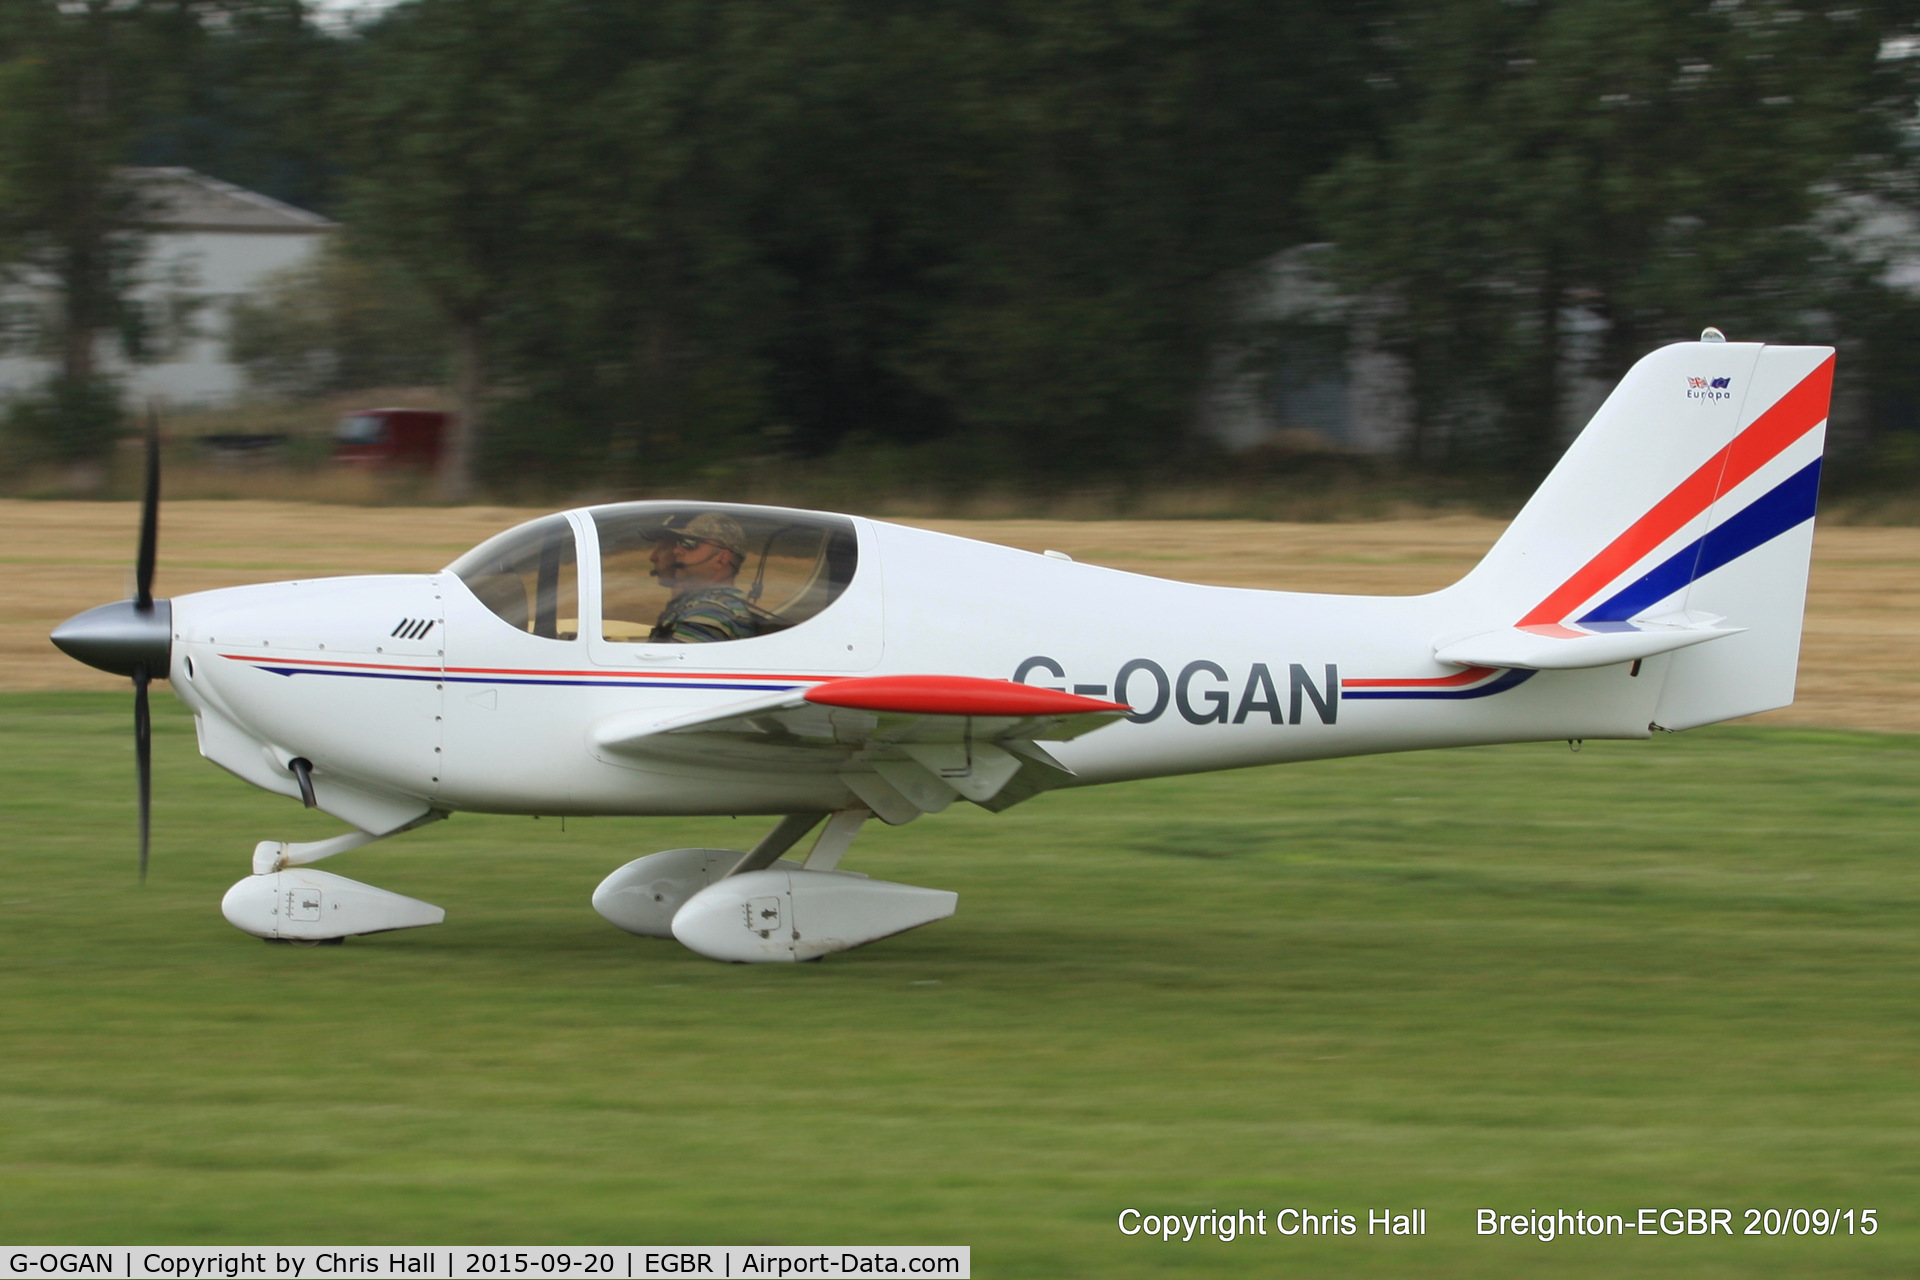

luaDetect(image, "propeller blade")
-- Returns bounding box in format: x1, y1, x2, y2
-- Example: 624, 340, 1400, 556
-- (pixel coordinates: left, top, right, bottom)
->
135, 663, 152, 882
135, 413, 160, 610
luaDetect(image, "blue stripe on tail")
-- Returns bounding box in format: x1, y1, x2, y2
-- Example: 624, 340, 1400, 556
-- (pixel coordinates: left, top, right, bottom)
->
1578, 457, 1822, 625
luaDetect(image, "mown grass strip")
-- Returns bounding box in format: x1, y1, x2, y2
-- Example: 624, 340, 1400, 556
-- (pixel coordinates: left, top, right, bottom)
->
2, 694, 1915, 1276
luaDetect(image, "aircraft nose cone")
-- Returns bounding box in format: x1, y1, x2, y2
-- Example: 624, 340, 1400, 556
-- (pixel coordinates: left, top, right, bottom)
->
51, 599, 173, 677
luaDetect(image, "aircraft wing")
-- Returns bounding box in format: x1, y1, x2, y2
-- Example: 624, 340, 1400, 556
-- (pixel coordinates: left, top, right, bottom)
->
591, 675, 1129, 822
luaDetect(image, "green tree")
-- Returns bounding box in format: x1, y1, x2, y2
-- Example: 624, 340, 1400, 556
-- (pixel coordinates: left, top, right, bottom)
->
1312, 0, 1920, 474
341, 0, 631, 501
472, 0, 791, 488
0, 1, 166, 466
340, 0, 1385, 494
133, 0, 345, 216
886, 0, 1385, 477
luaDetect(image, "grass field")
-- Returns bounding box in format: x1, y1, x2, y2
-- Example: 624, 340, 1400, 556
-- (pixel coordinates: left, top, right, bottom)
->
3, 692, 1916, 1275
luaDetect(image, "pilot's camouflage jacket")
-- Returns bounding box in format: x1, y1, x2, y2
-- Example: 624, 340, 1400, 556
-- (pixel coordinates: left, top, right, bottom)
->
651, 585, 757, 643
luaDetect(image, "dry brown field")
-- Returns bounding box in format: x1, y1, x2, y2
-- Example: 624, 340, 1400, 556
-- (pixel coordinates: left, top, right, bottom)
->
6, 499, 1917, 730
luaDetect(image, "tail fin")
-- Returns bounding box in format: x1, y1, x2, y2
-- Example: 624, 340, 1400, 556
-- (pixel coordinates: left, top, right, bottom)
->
1454, 338, 1833, 730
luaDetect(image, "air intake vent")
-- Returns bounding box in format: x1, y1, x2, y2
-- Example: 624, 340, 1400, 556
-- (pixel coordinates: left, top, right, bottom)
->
390, 618, 436, 640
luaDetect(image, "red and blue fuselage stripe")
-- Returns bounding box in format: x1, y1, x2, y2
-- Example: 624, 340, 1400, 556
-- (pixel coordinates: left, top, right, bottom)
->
223, 654, 824, 692
1341, 668, 1536, 700
251, 668, 808, 691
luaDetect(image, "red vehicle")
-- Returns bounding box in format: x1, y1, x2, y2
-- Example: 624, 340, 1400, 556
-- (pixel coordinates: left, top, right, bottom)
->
333, 409, 448, 468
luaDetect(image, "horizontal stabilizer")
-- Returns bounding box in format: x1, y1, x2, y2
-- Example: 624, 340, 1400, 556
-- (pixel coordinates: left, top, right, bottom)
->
1434, 613, 1743, 671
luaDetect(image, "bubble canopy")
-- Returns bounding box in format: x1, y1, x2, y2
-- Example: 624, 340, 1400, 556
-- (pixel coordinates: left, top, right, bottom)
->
449, 502, 859, 644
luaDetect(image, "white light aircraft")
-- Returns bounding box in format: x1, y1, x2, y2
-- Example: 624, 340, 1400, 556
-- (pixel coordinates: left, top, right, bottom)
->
52, 333, 1833, 962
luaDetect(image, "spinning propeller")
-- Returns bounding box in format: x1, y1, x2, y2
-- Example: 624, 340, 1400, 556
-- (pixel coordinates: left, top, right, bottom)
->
50, 420, 172, 879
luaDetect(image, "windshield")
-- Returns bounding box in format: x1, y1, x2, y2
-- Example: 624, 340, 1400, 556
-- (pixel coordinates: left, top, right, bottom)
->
447, 515, 580, 640
591, 502, 858, 644
335, 414, 386, 445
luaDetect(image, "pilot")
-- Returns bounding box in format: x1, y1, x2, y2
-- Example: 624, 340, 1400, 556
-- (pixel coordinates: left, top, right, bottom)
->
645, 512, 758, 643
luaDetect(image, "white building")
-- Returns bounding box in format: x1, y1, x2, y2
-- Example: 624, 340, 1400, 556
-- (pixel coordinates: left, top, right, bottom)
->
0, 167, 333, 409
1197, 245, 1415, 457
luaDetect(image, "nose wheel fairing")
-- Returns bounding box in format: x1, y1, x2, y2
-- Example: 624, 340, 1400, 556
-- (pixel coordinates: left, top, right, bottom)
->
222, 867, 445, 942
221, 813, 449, 943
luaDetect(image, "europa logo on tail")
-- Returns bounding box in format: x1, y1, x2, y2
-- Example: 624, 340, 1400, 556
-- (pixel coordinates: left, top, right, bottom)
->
1687, 375, 1733, 400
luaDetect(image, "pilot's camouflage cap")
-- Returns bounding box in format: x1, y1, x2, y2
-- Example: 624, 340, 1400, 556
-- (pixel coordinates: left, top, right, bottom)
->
649, 511, 748, 556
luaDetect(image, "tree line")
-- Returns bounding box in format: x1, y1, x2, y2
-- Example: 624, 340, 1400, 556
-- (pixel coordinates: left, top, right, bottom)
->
4, 0, 1920, 498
